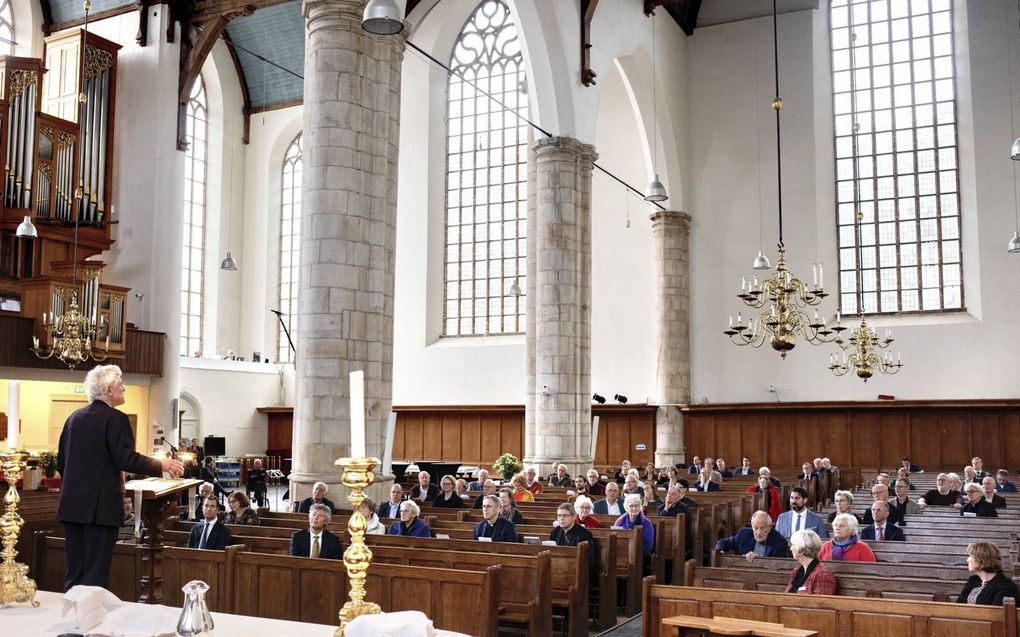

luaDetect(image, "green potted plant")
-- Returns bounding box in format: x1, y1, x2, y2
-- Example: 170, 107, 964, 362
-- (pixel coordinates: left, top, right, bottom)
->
492, 453, 523, 481
39, 451, 59, 478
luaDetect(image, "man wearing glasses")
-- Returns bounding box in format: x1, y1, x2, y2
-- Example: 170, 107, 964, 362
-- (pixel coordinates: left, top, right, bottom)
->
549, 503, 594, 547
472, 495, 519, 542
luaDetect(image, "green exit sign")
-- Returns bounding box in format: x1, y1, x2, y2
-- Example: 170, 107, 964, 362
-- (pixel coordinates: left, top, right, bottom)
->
73, 386, 85, 393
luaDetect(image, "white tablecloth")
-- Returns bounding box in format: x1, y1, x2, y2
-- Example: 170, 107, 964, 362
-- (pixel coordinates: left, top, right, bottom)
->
1, 591, 472, 637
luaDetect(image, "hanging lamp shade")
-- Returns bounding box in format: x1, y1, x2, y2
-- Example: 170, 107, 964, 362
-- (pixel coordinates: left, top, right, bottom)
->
752, 250, 771, 270
16, 215, 38, 238
1009, 231, 1020, 253
644, 174, 668, 202
362, 0, 404, 35
220, 251, 238, 271
1012, 136, 1020, 161
508, 277, 522, 297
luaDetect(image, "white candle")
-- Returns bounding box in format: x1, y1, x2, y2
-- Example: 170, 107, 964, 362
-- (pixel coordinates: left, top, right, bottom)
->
836, 311, 841, 324
812, 264, 818, 287
8, 380, 19, 449
819, 263, 824, 288
32, 336, 39, 350
349, 370, 366, 458
728, 314, 734, 328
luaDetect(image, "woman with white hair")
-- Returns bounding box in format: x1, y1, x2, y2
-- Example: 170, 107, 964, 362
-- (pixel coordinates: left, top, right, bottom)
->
614, 494, 655, 556
574, 495, 601, 528
819, 513, 876, 562
786, 529, 837, 594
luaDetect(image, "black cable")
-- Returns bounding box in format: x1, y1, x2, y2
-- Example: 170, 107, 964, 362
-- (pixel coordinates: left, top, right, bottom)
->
221, 37, 304, 80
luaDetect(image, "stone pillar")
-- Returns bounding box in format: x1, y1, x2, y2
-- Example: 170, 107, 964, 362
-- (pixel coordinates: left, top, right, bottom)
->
289, 0, 404, 506
524, 136, 597, 478
649, 210, 692, 467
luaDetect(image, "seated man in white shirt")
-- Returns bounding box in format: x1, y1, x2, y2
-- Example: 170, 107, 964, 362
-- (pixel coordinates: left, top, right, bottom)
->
380, 483, 404, 519
187, 496, 231, 550
289, 503, 343, 559
593, 482, 623, 516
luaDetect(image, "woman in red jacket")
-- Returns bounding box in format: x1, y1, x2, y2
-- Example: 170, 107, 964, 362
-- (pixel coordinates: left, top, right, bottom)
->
786, 529, 837, 594
745, 475, 782, 526
818, 513, 877, 562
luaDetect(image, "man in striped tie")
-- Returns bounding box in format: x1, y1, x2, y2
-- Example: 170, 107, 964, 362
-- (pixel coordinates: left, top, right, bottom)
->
187, 496, 231, 550
289, 504, 343, 559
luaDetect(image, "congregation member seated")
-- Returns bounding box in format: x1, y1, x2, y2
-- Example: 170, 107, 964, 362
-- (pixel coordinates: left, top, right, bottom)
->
381, 483, 404, 518
972, 457, 990, 480
862, 484, 902, 526
759, 466, 782, 487
298, 481, 337, 514
819, 513, 876, 562
660, 466, 680, 489
734, 457, 754, 476
896, 467, 916, 489
703, 458, 722, 484
947, 473, 965, 501
473, 495, 519, 542
188, 496, 231, 550
572, 475, 589, 495
289, 503, 342, 559
687, 456, 702, 475
361, 497, 385, 535
981, 476, 1007, 509
901, 457, 922, 473
201, 456, 231, 500
860, 501, 905, 541
614, 459, 633, 483
547, 463, 572, 487
550, 503, 594, 547
615, 494, 655, 556
498, 488, 525, 524
574, 495, 602, 528
746, 475, 782, 524
523, 466, 544, 494
593, 482, 623, 516
821, 458, 837, 473
410, 471, 440, 502
963, 465, 979, 486
511, 473, 535, 502
657, 484, 689, 517
388, 500, 431, 537
717, 459, 734, 478
827, 490, 863, 524
776, 487, 828, 539
798, 462, 815, 480
585, 469, 606, 496
467, 469, 489, 491
642, 461, 658, 481
225, 491, 260, 526
786, 530, 836, 595
191, 482, 223, 520
693, 466, 720, 492
432, 474, 465, 508
472, 479, 497, 509
812, 458, 828, 475
995, 469, 1017, 493
874, 472, 892, 488
623, 473, 642, 495
715, 511, 790, 562
642, 482, 662, 508
919, 473, 962, 508
893, 478, 922, 515
960, 483, 998, 517
246, 458, 268, 508
957, 542, 1019, 606
454, 478, 470, 500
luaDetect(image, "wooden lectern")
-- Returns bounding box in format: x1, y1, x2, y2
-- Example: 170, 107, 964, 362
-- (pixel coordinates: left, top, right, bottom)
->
124, 477, 202, 604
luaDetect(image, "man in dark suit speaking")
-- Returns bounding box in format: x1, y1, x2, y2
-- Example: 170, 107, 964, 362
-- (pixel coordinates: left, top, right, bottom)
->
57, 365, 184, 591
290, 503, 343, 559
187, 496, 232, 550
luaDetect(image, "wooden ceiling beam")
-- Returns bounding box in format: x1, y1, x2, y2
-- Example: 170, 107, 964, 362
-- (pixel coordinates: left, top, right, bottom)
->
189, 0, 292, 23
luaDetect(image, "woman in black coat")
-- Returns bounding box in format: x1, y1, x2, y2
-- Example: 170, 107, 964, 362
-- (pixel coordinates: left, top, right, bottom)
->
957, 542, 1019, 605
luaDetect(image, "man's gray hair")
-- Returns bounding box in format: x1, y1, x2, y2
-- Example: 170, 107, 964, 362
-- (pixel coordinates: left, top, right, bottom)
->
84, 365, 123, 402
557, 502, 576, 516
482, 494, 500, 507
400, 500, 421, 517
313, 481, 328, 492
751, 510, 773, 526
308, 503, 332, 521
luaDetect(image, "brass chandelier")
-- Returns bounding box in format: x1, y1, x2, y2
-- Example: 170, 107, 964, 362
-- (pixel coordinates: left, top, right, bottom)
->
723, 0, 838, 358
29, 0, 110, 370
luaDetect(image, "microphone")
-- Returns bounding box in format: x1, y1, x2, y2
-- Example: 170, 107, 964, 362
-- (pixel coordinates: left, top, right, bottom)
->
160, 436, 179, 454
270, 309, 284, 316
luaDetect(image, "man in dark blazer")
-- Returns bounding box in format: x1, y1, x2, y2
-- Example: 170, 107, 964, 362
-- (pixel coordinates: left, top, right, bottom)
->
693, 467, 720, 492
57, 365, 183, 591
409, 471, 440, 502
381, 483, 405, 518
592, 482, 623, 516
549, 504, 594, 547
714, 511, 791, 560
289, 504, 343, 559
297, 481, 338, 513
859, 501, 906, 542
187, 496, 232, 550
473, 495, 519, 542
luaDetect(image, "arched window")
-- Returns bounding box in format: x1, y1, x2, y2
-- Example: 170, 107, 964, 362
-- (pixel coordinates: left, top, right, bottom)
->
830, 0, 962, 314
443, 0, 527, 336
181, 77, 207, 356
278, 132, 302, 363
0, 0, 13, 57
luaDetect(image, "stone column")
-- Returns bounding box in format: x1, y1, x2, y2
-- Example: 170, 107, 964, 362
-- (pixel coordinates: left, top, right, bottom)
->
649, 210, 692, 467
524, 136, 597, 478
289, 0, 404, 505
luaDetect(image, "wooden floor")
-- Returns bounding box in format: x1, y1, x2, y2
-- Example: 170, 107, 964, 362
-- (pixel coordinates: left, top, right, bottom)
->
596, 614, 641, 637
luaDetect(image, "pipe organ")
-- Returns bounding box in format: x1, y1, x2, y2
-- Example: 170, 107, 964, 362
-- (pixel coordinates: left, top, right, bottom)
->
0, 30, 130, 364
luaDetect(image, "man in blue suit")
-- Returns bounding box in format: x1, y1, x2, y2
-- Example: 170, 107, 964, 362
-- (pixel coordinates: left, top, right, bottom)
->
714, 511, 791, 561
693, 467, 720, 492
188, 496, 232, 550
289, 504, 343, 559
775, 487, 828, 540
473, 495, 519, 542
859, 501, 906, 542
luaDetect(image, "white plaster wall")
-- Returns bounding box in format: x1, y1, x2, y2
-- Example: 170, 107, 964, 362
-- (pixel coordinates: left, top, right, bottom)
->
11, 0, 44, 58
687, 2, 1020, 402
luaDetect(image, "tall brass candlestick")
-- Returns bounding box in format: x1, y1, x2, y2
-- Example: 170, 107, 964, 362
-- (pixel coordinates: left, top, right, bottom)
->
0, 450, 39, 606
334, 456, 381, 636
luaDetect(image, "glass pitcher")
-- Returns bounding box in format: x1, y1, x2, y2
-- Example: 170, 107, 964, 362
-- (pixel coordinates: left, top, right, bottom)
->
177, 580, 214, 636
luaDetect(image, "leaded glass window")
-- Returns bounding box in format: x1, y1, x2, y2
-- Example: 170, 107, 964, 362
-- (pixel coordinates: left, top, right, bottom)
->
278, 133, 302, 363
831, 0, 962, 314
181, 77, 207, 356
0, 0, 13, 57
443, 0, 527, 336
